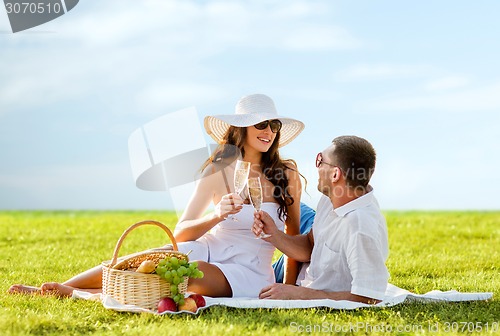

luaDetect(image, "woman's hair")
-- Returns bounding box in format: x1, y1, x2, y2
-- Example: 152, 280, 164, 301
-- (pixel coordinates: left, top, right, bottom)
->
201, 126, 299, 221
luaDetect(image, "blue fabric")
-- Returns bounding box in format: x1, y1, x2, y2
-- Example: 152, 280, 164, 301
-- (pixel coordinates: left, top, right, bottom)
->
273, 202, 316, 283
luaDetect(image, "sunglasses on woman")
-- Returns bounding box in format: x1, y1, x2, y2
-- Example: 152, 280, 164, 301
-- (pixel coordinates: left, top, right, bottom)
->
254, 119, 282, 133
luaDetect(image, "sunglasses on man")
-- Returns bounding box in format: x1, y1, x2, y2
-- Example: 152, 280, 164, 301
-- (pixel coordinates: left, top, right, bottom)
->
316, 152, 337, 168
254, 119, 282, 133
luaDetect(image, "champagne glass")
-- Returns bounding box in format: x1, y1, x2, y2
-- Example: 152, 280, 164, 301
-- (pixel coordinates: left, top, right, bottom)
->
248, 177, 271, 238
230, 160, 251, 221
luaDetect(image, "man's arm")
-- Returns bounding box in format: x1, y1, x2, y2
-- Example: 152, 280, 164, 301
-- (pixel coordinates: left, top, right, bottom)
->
253, 211, 314, 262
259, 284, 381, 304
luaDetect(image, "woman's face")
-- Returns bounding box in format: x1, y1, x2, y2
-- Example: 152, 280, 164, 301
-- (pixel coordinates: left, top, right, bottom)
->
245, 121, 278, 153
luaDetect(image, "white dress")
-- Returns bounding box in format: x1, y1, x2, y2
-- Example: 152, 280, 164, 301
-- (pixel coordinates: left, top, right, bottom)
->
177, 203, 285, 298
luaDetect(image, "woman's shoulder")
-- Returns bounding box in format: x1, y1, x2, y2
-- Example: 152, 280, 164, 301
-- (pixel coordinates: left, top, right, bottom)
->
282, 159, 300, 179
281, 159, 302, 199
282, 159, 298, 169
198, 159, 234, 191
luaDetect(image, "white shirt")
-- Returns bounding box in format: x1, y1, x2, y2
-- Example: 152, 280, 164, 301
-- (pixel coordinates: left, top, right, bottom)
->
300, 190, 389, 300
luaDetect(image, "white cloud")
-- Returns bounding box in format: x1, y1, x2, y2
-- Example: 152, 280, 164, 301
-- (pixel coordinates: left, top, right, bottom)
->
366, 81, 500, 112
372, 159, 429, 203
0, 0, 360, 115
373, 155, 500, 210
0, 163, 130, 190
0, 50, 97, 112
283, 25, 362, 51
275, 88, 341, 102
0, 162, 162, 209
271, 1, 326, 19
134, 83, 228, 115
337, 63, 433, 81
424, 76, 469, 91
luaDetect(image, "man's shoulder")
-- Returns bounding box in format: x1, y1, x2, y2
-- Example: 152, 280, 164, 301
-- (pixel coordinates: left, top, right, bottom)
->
343, 201, 386, 235
314, 196, 333, 220
317, 195, 332, 210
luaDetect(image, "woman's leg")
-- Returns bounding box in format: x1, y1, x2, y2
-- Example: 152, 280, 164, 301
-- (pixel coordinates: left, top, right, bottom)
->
39, 260, 233, 298
9, 244, 226, 298
56, 245, 176, 292
8, 285, 40, 294
187, 261, 232, 297
10, 260, 232, 298
8, 245, 175, 296
8, 264, 104, 297
62, 264, 103, 289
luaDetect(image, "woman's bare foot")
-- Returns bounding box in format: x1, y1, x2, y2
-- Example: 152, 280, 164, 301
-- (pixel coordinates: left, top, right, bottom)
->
40, 282, 75, 297
8, 284, 41, 294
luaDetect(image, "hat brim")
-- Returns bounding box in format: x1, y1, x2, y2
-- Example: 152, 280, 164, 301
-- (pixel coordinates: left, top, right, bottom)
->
204, 113, 305, 148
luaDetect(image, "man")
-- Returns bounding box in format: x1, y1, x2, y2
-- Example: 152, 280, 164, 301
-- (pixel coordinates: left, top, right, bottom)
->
253, 135, 389, 304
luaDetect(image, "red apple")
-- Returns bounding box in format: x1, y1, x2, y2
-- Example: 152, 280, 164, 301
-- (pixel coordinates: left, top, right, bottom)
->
157, 297, 177, 313
189, 294, 206, 308
178, 297, 197, 312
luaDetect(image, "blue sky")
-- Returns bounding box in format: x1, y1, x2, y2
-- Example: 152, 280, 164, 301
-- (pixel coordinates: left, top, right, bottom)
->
1, 0, 499, 211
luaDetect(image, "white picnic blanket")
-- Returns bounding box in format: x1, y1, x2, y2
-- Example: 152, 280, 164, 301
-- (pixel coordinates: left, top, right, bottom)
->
73, 284, 493, 315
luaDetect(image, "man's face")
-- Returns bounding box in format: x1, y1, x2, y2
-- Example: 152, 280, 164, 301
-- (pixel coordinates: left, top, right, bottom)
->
316, 144, 336, 196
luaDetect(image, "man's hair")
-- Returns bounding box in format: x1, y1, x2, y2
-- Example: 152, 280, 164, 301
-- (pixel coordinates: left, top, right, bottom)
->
329, 135, 376, 189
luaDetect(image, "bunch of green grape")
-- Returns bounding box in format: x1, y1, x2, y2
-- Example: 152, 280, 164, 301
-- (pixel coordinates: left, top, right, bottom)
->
155, 256, 204, 306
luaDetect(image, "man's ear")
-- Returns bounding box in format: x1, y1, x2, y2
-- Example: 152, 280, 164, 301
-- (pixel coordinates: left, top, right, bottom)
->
331, 167, 342, 183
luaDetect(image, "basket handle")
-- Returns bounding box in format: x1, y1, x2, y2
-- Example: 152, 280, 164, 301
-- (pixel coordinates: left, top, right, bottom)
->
110, 220, 179, 267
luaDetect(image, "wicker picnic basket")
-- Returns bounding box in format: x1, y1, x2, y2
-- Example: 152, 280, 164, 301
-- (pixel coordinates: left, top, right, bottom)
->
102, 220, 189, 310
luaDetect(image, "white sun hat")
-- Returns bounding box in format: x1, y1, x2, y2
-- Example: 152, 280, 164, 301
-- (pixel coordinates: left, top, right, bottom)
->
204, 94, 305, 147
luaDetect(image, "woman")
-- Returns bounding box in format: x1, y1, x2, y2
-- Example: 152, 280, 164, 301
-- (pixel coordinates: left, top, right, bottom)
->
9, 93, 304, 298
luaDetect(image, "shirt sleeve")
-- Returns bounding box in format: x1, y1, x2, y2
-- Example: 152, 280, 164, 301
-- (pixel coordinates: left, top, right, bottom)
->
346, 231, 389, 300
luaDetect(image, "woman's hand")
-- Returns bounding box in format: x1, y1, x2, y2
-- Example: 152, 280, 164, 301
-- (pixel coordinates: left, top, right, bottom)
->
252, 210, 280, 238
214, 193, 244, 220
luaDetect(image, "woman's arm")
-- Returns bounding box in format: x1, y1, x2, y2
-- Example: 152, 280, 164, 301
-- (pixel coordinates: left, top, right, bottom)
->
173, 165, 219, 242
174, 164, 243, 242
283, 162, 302, 284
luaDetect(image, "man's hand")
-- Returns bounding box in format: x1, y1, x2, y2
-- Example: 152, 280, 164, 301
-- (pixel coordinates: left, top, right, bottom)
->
259, 284, 308, 300
252, 210, 280, 239
253, 211, 314, 262
260, 283, 383, 303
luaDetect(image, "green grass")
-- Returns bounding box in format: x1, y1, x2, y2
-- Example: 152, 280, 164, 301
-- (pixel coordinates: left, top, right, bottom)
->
1, 211, 498, 335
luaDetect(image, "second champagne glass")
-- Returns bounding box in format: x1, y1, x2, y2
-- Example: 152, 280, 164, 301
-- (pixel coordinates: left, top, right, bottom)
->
248, 177, 271, 238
